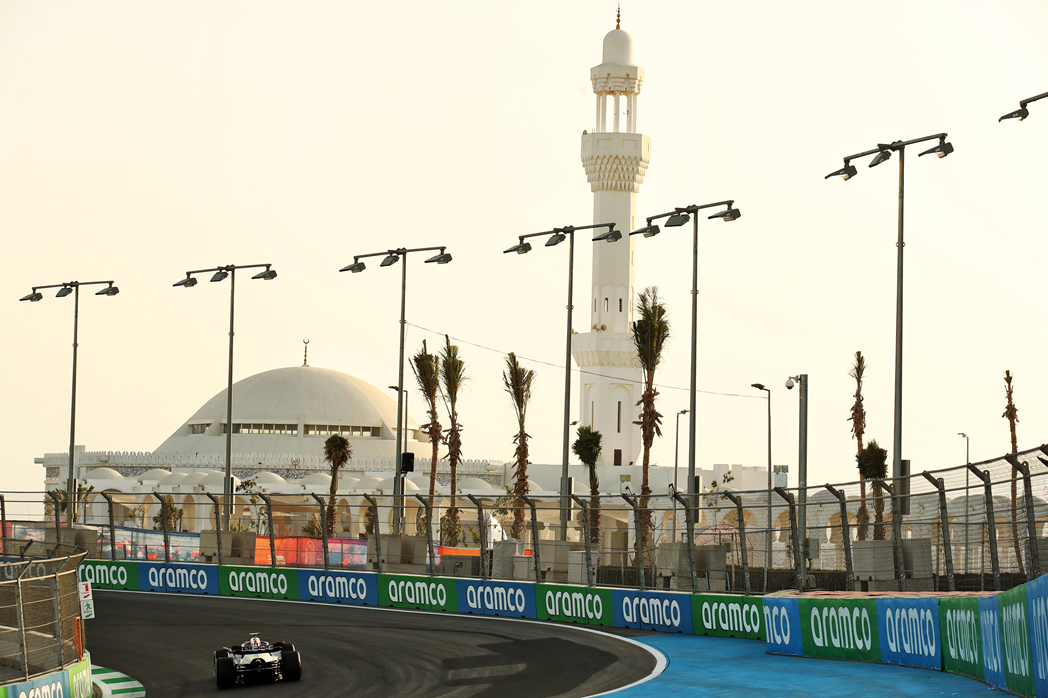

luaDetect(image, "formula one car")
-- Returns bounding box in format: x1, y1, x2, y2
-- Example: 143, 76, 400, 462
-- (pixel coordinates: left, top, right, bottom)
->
214, 634, 302, 688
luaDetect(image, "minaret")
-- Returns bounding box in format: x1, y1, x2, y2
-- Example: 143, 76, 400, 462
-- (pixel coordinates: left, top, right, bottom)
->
571, 15, 650, 467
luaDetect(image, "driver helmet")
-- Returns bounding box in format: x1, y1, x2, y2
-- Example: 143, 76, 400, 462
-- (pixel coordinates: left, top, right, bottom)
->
249, 637, 261, 648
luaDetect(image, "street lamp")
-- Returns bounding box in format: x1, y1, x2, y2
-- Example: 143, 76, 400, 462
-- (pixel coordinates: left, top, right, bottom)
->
826, 133, 953, 480
506, 223, 615, 541
174, 263, 277, 528
673, 409, 688, 540
786, 374, 808, 575
389, 385, 409, 498
752, 383, 772, 590
999, 91, 1048, 122
20, 279, 119, 528
607, 200, 740, 505
959, 431, 970, 574
342, 246, 451, 535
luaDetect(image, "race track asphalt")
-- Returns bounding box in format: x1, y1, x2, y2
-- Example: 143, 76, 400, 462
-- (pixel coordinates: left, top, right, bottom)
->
85, 591, 661, 698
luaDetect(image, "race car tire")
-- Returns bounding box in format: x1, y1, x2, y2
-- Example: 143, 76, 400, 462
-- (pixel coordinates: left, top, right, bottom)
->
282, 643, 296, 653
216, 656, 236, 689
215, 649, 229, 661
281, 650, 302, 682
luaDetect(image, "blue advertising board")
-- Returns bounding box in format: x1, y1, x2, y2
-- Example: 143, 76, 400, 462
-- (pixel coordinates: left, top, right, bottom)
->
876, 596, 941, 670
980, 593, 1008, 691
1028, 574, 1048, 698
612, 589, 693, 634
139, 562, 218, 594
297, 569, 378, 605
456, 579, 536, 619
763, 596, 803, 656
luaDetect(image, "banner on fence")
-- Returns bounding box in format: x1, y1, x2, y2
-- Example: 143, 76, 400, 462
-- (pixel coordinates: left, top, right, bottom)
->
1026, 574, 1048, 698
763, 596, 802, 656
1001, 582, 1035, 697
219, 565, 297, 599
140, 562, 218, 594
692, 594, 763, 640
612, 589, 692, 634
457, 579, 535, 619
799, 597, 880, 663
980, 594, 1008, 691
536, 584, 612, 627
78, 559, 138, 590
298, 569, 377, 605
379, 573, 457, 612
876, 596, 940, 670
939, 596, 984, 682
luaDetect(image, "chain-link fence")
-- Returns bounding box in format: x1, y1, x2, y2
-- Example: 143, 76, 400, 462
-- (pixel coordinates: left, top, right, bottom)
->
0, 552, 85, 684
6, 444, 1048, 595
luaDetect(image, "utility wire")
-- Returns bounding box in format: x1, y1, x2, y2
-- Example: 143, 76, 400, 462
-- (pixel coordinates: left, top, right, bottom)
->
405, 321, 761, 400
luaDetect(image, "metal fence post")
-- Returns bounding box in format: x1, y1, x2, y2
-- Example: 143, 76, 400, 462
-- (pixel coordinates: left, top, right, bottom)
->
16, 564, 32, 680
671, 491, 699, 592
363, 494, 382, 573
414, 495, 436, 576
0, 494, 6, 556
99, 492, 117, 560
571, 495, 595, 586
775, 488, 804, 591
920, 471, 955, 592
520, 496, 542, 582
48, 491, 63, 548
309, 494, 331, 571
620, 492, 645, 590
1006, 454, 1041, 581
256, 493, 277, 568
722, 491, 750, 595
152, 493, 171, 563
966, 465, 1001, 591
466, 495, 488, 580
875, 479, 906, 592
51, 571, 65, 666
824, 484, 854, 590
205, 492, 223, 567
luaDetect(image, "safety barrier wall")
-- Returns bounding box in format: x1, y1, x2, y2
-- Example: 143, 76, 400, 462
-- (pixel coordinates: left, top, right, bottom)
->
3, 652, 91, 698
78, 558, 1048, 697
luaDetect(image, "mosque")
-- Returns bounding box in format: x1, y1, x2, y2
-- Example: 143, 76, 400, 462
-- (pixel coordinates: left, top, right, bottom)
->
35, 18, 775, 547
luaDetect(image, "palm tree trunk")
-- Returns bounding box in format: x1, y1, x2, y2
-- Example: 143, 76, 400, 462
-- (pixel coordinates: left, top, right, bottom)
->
589, 467, 601, 546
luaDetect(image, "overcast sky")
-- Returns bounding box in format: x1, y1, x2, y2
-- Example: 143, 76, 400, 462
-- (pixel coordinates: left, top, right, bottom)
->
3, 1, 1047, 501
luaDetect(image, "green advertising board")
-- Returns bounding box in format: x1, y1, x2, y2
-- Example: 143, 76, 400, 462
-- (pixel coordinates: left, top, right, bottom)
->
379, 574, 458, 612
78, 560, 138, 590
536, 584, 612, 627
219, 565, 298, 599
799, 597, 880, 662
691, 594, 765, 640
1000, 583, 1035, 697
67, 652, 93, 698
939, 596, 984, 682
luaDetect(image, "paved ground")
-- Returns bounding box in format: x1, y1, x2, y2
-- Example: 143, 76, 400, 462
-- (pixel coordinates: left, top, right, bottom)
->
616, 634, 1003, 698
86, 591, 658, 698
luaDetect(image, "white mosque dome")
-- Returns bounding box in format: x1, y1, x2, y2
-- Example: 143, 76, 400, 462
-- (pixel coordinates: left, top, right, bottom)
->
355, 476, 383, 491
301, 473, 333, 487
201, 472, 240, 488
254, 472, 287, 485
376, 477, 419, 493
602, 28, 633, 65
139, 469, 171, 482
459, 477, 495, 491
158, 472, 188, 486
182, 472, 213, 487
87, 467, 124, 480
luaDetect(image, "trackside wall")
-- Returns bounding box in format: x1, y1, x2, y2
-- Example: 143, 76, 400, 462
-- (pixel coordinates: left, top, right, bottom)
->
79, 559, 1048, 697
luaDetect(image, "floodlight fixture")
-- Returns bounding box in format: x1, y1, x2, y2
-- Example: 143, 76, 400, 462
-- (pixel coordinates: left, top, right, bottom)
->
424, 250, 452, 264
55, 286, 73, 298
380, 253, 401, 267
173, 276, 198, 288
340, 260, 366, 273
592, 229, 622, 243
999, 107, 1030, 122
210, 270, 229, 283
825, 163, 858, 180
251, 267, 278, 280
504, 240, 532, 255
918, 141, 954, 158
20, 291, 43, 302
545, 232, 566, 247
709, 208, 741, 222
869, 149, 893, 167
665, 213, 690, 227
95, 285, 119, 296
630, 224, 661, 237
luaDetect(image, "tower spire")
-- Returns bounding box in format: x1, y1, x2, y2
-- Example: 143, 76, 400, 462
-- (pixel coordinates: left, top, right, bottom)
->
616, 4, 620, 29
302, 339, 309, 367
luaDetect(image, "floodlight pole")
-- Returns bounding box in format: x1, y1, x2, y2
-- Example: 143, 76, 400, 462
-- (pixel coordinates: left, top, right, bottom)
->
20, 279, 119, 528
507, 223, 615, 541
828, 133, 951, 480
343, 246, 452, 536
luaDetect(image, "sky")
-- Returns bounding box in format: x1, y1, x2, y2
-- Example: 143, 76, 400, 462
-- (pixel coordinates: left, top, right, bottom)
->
2, 1, 1047, 503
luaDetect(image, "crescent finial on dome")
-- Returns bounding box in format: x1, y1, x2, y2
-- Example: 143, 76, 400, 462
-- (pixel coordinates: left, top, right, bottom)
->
303, 338, 309, 367
616, 4, 620, 29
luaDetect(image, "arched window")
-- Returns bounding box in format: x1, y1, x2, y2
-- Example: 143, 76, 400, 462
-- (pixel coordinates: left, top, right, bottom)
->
604, 298, 609, 312
618, 298, 623, 312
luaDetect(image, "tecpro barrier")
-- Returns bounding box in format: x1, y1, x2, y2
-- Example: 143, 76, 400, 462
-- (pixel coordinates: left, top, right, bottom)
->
77, 557, 1048, 697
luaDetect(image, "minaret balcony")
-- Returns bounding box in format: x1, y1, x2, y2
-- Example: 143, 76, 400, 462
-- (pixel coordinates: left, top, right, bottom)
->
571, 331, 637, 369
581, 132, 651, 193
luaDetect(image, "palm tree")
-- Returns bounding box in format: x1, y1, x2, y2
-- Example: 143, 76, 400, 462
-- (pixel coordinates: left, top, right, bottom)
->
572, 425, 603, 546
439, 334, 467, 546
323, 434, 352, 537
1003, 370, 1024, 575
848, 351, 870, 541
502, 352, 536, 540
411, 340, 442, 511
856, 440, 888, 540
632, 286, 669, 559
